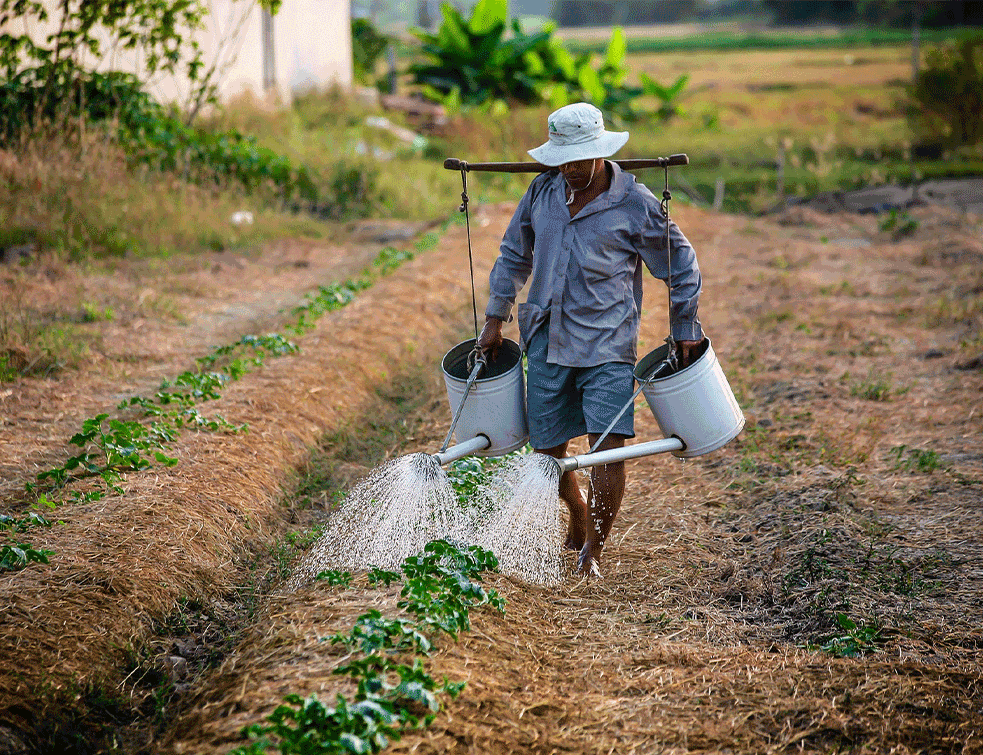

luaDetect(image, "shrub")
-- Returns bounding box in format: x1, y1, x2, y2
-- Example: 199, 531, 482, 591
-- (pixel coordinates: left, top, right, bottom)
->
0, 69, 155, 146
907, 36, 983, 146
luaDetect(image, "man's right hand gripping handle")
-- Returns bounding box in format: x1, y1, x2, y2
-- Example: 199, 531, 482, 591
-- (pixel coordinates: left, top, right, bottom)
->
477, 316, 504, 362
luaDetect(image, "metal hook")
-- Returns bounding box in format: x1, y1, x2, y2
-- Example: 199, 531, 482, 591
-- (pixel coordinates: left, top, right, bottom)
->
459, 167, 470, 213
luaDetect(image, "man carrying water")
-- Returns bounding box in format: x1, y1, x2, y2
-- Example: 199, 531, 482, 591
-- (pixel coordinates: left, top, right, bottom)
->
477, 102, 705, 578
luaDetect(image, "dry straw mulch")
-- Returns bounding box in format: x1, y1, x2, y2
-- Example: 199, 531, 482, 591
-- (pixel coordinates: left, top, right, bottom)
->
2, 197, 982, 753
165, 203, 982, 754
0, 209, 505, 744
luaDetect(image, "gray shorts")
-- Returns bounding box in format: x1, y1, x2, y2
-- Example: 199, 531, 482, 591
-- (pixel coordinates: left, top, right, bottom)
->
525, 325, 635, 450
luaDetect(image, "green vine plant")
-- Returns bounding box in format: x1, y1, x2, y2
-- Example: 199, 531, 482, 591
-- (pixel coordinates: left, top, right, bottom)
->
19, 242, 428, 568
0, 510, 54, 572
233, 540, 504, 755
31, 413, 179, 502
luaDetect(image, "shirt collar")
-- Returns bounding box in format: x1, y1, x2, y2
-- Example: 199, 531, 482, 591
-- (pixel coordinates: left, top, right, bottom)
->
552, 160, 631, 217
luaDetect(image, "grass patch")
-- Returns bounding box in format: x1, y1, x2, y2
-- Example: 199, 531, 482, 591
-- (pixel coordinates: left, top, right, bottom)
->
889, 445, 945, 474
848, 370, 904, 401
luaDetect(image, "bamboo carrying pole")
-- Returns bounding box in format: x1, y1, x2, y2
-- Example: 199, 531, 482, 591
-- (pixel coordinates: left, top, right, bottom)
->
443, 155, 689, 173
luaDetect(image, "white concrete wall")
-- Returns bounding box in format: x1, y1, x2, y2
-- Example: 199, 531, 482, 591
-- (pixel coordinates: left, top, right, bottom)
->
275, 1, 353, 94
0, 0, 353, 107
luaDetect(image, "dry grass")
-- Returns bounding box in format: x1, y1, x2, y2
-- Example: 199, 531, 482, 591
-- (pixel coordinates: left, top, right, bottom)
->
0, 133, 337, 382
0, 207, 506, 749
150, 201, 983, 754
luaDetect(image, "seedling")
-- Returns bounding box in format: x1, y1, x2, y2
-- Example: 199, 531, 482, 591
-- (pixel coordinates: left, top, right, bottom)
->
315, 569, 353, 588
35, 414, 178, 495
0, 511, 51, 532
330, 610, 433, 655
889, 445, 944, 474
812, 613, 885, 657
0, 543, 54, 571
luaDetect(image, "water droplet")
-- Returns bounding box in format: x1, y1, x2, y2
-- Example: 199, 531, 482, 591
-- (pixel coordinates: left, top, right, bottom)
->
293, 453, 469, 582
293, 452, 565, 587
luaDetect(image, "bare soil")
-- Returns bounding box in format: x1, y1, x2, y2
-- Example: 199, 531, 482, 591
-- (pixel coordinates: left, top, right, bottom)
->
1, 195, 981, 754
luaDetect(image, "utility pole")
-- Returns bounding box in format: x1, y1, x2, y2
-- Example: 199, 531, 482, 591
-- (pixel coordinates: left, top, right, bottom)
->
911, 1, 924, 85
262, 9, 276, 94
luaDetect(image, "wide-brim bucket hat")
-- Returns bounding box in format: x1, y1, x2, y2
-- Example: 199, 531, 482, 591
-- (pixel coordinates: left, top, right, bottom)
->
528, 102, 629, 167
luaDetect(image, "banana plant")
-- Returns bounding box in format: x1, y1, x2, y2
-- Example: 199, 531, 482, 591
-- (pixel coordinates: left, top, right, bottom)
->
408, 1, 685, 124
640, 72, 690, 120
408, 0, 556, 106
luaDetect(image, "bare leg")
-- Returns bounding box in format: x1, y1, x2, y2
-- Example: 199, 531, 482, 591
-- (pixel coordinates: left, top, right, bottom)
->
536, 441, 588, 551
577, 433, 627, 576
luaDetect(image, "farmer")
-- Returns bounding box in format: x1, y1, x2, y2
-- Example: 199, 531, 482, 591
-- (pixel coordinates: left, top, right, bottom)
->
477, 102, 705, 578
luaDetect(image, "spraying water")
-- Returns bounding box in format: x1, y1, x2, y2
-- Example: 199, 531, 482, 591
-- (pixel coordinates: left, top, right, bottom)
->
294, 451, 565, 588
470, 453, 564, 586
294, 453, 470, 583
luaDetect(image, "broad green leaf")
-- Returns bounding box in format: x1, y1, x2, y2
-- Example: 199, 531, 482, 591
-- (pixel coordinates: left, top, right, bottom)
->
548, 40, 577, 81
578, 64, 604, 104
468, 0, 506, 35
437, 4, 470, 56
604, 26, 626, 71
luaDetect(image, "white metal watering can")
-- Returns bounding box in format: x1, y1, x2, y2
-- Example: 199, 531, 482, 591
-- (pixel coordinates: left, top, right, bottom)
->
432, 337, 744, 471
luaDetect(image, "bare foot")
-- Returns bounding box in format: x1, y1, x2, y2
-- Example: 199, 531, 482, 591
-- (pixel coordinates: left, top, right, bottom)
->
575, 547, 603, 579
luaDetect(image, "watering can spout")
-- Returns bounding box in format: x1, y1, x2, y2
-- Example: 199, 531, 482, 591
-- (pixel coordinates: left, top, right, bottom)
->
431, 434, 491, 467
552, 437, 686, 474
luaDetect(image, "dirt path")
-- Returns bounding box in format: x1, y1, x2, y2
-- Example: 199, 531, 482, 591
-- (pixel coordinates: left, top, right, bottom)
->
1, 196, 982, 753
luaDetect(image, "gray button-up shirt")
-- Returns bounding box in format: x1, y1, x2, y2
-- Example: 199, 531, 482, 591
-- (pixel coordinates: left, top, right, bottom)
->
485, 161, 703, 367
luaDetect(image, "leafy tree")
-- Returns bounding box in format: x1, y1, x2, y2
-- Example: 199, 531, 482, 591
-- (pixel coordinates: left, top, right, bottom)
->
0, 0, 281, 131
907, 35, 983, 145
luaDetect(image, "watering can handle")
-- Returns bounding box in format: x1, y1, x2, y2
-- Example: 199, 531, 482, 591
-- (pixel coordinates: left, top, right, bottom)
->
467, 345, 485, 372
439, 355, 487, 454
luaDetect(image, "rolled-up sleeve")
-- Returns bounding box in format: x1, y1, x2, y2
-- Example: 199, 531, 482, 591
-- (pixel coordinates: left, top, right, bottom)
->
637, 203, 703, 342
486, 185, 536, 322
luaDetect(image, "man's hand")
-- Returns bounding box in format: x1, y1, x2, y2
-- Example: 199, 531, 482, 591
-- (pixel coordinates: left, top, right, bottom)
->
477, 317, 504, 362
677, 338, 705, 369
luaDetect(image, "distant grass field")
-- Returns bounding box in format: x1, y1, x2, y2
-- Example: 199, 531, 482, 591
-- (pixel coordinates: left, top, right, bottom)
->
616, 42, 932, 213
412, 32, 982, 214
561, 24, 981, 54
